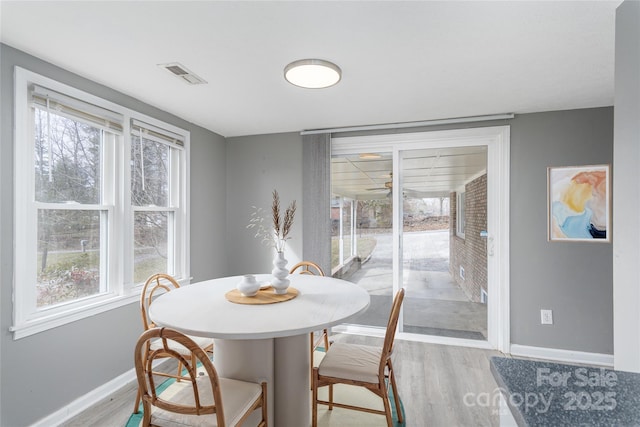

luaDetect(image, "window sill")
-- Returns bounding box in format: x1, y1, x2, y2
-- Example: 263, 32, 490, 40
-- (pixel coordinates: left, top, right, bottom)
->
10, 292, 140, 340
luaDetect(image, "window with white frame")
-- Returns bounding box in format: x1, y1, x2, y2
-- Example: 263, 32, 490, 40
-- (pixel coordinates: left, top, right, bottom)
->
456, 191, 466, 239
131, 120, 186, 283
13, 68, 189, 338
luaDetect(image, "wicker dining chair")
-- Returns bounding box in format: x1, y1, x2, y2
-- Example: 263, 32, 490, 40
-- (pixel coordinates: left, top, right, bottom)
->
289, 261, 330, 388
133, 273, 214, 414
134, 327, 267, 426
312, 288, 405, 427
289, 260, 324, 277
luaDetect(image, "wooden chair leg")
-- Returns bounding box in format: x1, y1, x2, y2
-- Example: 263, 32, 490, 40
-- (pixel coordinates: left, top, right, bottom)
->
261, 382, 268, 427
310, 333, 314, 390
176, 360, 183, 382
382, 385, 393, 427
388, 359, 403, 423
323, 329, 330, 352
133, 350, 146, 413
142, 400, 152, 427
133, 387, 141, 413
191, 353, 197, 375
312, 368, 319, 427
328, 384, 334, 410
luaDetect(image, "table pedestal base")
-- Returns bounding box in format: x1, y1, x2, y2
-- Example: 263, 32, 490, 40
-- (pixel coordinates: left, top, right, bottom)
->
275, 334, 310, 426
214, 334, 310, 427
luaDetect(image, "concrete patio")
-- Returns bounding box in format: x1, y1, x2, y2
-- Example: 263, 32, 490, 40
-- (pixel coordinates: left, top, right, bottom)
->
344, 229, 487, 340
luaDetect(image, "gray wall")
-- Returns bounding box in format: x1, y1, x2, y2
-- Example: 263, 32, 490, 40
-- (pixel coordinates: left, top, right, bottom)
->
0, 44, 227, 426
225, 132, 304, 276
613, 0, 640, 371
509, 109, 613, 354
189, 126, 228, 282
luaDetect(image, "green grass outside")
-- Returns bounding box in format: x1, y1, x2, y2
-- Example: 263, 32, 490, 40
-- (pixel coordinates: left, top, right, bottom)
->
37, 250, 100, 271
331, 236, 377, 270
37, 248, 166, 284
134, 257, 167, 284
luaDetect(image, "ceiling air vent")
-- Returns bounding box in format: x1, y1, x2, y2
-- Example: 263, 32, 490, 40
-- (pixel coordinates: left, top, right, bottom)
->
158, 62, 207, 85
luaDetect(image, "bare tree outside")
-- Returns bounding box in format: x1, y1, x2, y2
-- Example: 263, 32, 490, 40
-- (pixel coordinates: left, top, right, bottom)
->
34, 111, 176, 305
34, 108, 102, 307
131, 134, 170, 282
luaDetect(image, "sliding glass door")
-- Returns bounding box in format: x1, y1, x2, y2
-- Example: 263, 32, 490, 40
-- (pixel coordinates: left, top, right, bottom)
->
331, 152, 395, 329
330, 140, 489, 342
398, 147, 488, 340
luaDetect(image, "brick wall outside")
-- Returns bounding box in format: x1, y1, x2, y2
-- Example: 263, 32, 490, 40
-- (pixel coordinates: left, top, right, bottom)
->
449, 174, 487, 303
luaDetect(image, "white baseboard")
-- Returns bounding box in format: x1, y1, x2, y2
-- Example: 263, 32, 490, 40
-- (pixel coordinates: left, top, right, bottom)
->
509, 344, 614, 367
30, 367, 137, 427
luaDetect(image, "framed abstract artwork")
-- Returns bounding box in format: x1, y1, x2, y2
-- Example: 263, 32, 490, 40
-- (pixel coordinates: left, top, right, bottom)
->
547, 164, 610, 242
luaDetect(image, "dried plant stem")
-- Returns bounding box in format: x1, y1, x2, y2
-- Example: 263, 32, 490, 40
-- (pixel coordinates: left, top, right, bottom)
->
248, 190, 296, 253
282, 201, 296, 239
272, 190, 281, 236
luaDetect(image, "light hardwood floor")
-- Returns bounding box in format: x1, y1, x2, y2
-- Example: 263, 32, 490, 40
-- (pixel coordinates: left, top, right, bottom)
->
62, 334, 503, 426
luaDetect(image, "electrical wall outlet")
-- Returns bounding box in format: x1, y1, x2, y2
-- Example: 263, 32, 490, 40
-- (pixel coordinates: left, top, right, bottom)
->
541, 309, 553, 325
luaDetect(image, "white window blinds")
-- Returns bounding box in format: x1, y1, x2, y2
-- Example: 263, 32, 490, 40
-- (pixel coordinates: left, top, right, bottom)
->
131, 119, 185, 148
30, 85, 123, 134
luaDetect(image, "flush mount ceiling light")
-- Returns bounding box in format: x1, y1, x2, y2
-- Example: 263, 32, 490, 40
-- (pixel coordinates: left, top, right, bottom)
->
284, 59, 341, 89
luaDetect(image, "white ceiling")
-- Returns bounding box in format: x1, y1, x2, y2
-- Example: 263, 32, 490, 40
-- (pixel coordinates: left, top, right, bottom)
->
0, 1, 621, 138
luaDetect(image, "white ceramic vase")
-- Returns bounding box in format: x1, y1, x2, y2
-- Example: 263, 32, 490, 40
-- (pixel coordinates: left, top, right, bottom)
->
237, 274, 260, 296
271, 251, 290, 294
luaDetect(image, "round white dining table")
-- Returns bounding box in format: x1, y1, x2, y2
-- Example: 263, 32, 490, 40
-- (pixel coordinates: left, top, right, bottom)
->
148, 273, 370, 427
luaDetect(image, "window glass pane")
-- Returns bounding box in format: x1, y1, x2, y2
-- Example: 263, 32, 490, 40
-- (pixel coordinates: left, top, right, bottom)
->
134, 211, 168, 283
131, 135, 169, 207
34, 108, 102, 204
37, 209, 102, 308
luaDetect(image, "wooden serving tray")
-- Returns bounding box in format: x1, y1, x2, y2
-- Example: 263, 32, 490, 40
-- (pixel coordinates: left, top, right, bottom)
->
225, 286, 299, 305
